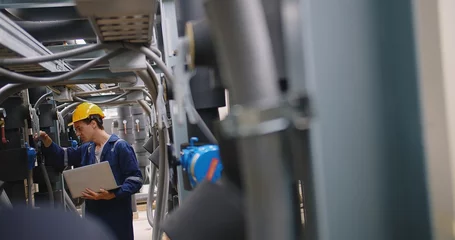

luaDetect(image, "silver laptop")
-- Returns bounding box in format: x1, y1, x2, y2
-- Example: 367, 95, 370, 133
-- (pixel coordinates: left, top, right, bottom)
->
63, 161, 119, 199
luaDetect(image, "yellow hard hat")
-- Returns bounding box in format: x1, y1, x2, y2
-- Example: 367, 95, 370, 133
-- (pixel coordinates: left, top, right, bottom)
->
68, 102, 105, 126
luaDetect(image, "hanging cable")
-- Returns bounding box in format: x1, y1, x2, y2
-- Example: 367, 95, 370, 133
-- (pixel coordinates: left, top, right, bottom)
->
0, 43, 115, 65
150, 46, 162, 58
138, 43, 218, 144
138, 99, 153, 116
135, 70, 158, 102
141, 89, 154, 104
60, 102, 80, 118
146, 164, 158, 227
0, 49, 124, 84
146, 62, 161, 86
56, 103, 70, 110
152, 128, 170, 240
0, 49, 124, 104
72, 91, 134, 104
125, 44, 174, 89
33, 91, 53, 109
56, 111, 66, 133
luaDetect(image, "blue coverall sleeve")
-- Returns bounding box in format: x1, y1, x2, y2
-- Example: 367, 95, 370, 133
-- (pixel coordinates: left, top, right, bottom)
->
113, 141, 143, 199
42, 142, 83, 169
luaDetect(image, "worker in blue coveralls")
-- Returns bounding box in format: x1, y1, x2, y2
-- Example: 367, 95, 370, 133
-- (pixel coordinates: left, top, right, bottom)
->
35, 102, 143, 240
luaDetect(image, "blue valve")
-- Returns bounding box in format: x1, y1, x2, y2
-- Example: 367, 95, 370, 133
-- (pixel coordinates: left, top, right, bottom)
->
69, 137, 78, 149
189, 137, 198, 146
71, 140, 78, 149
180, 137, 223, 188
25, 142, 37, 170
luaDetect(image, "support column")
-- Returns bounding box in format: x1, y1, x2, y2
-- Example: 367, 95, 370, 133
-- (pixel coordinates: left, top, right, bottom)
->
299, 0, 431, 239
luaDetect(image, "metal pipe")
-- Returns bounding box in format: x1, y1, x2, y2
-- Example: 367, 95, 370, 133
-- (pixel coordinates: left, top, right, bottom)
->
138, 100, 153, 116
152, 128, 169, 240
0, 50, 125, 104
147, 164, 158, 227
73, 91, 133, 104
150, 46, 162, 58
146, 62, 161, 86
205, 1, 294, 240
60, 102, 80, 118
95, 100, 138, 106
136, 70, 158, 103
204, 0, 280, 107
0, 49, 123, 84
33, 91, 52, 109
141, 90, 154, 104
57, 103, 70, 110
125, 44, 174, 89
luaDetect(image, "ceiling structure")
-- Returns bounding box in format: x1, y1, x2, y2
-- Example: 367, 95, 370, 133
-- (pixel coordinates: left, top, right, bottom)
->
0, 0, 159, 96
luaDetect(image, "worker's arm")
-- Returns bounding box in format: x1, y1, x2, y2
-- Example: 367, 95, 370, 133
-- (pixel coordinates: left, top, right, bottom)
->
112, 141, 143, 198
37, 131, 83, 169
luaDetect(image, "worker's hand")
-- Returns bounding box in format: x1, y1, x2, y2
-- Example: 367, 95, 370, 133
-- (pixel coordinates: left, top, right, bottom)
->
33, 131, 53, 148
82, 188, 115, 200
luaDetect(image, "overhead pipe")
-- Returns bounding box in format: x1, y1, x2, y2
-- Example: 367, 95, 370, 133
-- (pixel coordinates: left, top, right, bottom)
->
33, 91, 52, 109
0, 50, 124, 104
138, 100, 153, 116
205, 2, 295, 240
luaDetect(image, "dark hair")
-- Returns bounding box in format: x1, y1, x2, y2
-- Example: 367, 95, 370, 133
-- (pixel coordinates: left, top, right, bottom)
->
82, 114, 104, 130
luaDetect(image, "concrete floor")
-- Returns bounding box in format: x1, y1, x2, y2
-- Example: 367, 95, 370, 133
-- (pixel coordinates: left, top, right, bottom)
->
133, 209, 153, 240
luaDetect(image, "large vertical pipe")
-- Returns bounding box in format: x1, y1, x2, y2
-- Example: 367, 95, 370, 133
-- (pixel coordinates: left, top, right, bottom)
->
131, 105, 150, 183
117, 105, 137, 213
297, 0, 431, 239
261, 0, 287, 91
205, 1, 293, 240
204, 0, 281, 107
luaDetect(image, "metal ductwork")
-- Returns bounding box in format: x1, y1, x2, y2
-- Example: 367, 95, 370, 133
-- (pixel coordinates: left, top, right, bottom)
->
75, 0, 157, 43
15, 20, 96, 43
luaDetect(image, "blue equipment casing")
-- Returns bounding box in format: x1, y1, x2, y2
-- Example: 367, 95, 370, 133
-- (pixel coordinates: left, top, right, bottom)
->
180, 137, 223, 188
25, 143, 37, 170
